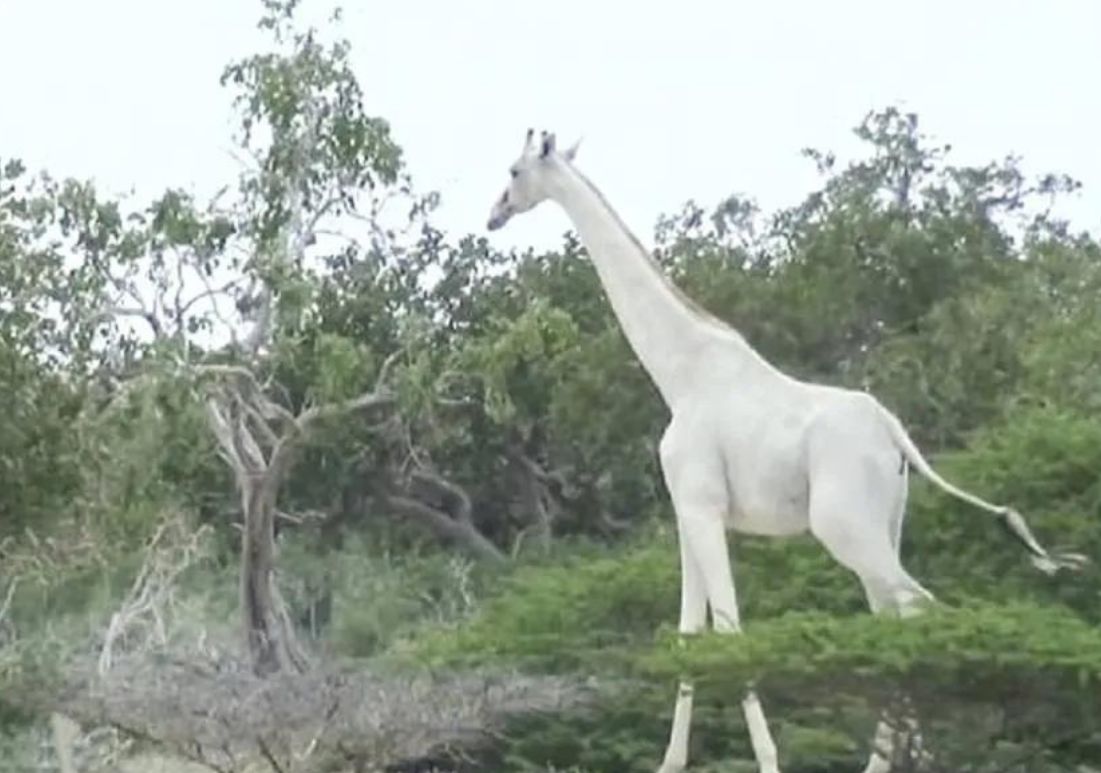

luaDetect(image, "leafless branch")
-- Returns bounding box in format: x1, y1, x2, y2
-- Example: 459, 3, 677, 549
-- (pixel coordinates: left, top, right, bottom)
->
512, 454, 554, 550
177, 276, 243, 323
272, 347, 404, 449
296, 387, 395, 432
234, 409, 269, 474
94, 305, 164, 339
0, 576, 18, 627
517, 454, 580, 500
241, 285, 273, 356
598, 509, 632, 534
90, 255, 166, 337
203, 397, 235, 453
409, 468, 474, 525
240, 398, 281, 449
172, 247, 187, 333
205, 397, 264, 480
194, 365, 292, 424
304, 194, 342, 239
275, 509, 327, 526
98, 514, 212, 676
434, 369, 479, 406
256, 735, 288, 773
387, 495, 505, 564
51, 655, 588, 773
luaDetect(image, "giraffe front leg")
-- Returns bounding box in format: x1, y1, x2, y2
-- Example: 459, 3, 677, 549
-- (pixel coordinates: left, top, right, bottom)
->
657, 519, 708, 773
682, 507, 779, 773
658, 429, 781, 773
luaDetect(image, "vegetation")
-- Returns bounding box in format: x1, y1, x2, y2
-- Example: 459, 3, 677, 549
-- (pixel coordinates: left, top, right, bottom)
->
2, 2, 1100, 771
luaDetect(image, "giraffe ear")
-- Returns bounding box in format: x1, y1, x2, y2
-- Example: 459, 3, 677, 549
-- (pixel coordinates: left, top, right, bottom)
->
540, 132, 557, 158
562, 137, 582, 162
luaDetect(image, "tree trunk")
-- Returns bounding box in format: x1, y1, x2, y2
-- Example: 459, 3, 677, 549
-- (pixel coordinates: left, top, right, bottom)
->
241, 476, 307, 677
514, 457, 554, 552
203, 367, 396, 676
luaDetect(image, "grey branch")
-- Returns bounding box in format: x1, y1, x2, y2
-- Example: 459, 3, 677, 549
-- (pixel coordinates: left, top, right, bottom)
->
386, 494, 505, 564
0, 576, 18, 627
408, 468, 474, 525
48, 656, 588, 772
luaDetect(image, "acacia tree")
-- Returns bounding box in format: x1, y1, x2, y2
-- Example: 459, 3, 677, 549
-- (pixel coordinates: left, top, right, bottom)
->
29, 0, 430, 676
176, 0, 449, 675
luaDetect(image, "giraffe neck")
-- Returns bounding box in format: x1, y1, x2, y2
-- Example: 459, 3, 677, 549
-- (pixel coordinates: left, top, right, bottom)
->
546, 163, 769, 405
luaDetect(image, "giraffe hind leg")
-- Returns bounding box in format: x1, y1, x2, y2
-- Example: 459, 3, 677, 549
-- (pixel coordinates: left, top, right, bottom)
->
809, 457, 935, 773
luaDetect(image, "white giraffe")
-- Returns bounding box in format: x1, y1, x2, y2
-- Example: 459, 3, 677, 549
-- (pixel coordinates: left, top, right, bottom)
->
485, 129, 1083, 773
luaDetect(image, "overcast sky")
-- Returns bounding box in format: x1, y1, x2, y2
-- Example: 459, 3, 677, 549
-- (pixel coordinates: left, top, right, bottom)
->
2, 0, 1099, 254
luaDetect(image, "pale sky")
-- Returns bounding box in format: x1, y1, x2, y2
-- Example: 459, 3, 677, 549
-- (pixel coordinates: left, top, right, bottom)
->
2, 0, 1099, 255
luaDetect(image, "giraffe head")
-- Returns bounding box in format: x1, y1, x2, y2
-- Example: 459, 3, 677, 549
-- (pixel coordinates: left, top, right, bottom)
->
487, 129, 580, 231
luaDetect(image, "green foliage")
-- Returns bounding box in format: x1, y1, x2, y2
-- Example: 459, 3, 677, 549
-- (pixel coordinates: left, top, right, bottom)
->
643, 601, 1101, 694
220, 0, 403, 244
411, 532, 679, 670
461, 298, 581, 426
405, 521, 1100, 770
323, 538, 486, 657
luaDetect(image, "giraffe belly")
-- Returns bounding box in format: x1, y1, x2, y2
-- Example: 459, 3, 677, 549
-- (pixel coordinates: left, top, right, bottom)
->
723, 466, 811, 537
726, 502, 810, 537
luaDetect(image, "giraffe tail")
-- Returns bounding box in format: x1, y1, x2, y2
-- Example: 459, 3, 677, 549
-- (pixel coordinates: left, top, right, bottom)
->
872, 399, 1085, 574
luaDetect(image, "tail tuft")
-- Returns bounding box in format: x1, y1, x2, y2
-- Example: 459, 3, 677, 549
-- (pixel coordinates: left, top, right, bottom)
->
876, 398, 1086, 574
1000, 507, 1049, 561
1002, 507, 1090, 574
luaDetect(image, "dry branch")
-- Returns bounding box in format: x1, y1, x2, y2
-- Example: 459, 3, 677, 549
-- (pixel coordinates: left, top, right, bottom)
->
381, 463, 507, 564
386, 495, 505, 565
54, 653, 589, 772
0, 577, 18, 628
97, 514, 211, 676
